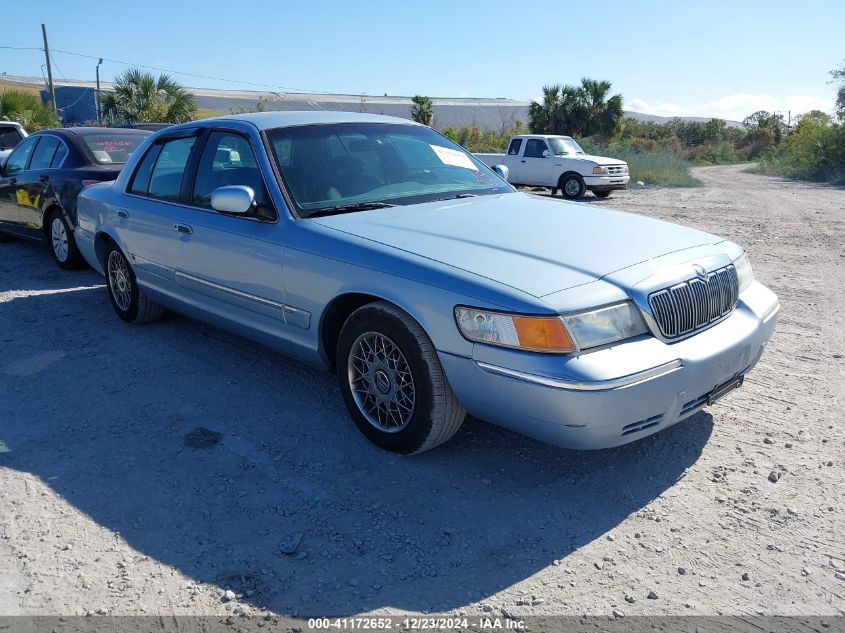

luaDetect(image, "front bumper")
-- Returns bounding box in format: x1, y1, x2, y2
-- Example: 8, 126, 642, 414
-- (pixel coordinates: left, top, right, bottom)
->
439, 281, 779, 449
583, 174, 630, 191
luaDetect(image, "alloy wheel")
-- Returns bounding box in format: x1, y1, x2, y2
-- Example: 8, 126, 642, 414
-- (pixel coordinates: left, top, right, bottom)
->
107, 250, 132, 312
51, 217, 68, 262
347, 331, 416, 432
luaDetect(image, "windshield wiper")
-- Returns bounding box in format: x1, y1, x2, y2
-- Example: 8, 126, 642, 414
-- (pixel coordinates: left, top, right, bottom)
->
436, 193, 478, 201
307, 202, 396, 218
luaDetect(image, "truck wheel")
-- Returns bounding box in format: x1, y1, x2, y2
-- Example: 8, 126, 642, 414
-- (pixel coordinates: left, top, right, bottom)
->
593, 190, 612, 198
105, 242, 164, 324
559, 174, 585, 200
337, 301, 466, 454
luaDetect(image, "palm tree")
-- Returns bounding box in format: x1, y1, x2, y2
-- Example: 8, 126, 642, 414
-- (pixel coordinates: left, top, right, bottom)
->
529, 78, 624, 139
410, 95, 434, 126
529, 85, 561, 135
579, 78, 624, 139
100, 69, 197, 124
0, 90, 59, 130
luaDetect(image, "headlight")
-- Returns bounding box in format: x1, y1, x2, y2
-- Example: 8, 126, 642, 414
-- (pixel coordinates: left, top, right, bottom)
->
592, 166, 609, 175
454, 307, 575, 353
561, 302, 648, 350
733, 252, 754, 293
455, 301, 648, 354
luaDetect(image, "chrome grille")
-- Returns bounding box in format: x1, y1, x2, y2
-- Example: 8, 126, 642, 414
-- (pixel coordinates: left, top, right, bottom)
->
607, 165, 626, 175
648, 264, 739, 339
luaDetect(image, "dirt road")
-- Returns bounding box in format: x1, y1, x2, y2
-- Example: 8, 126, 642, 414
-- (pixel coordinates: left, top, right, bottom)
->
1, 164, 842, 618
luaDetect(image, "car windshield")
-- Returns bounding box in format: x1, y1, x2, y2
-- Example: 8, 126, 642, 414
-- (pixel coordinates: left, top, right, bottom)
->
266, 123, 512, 217
82, 134, 146, 164
548, 137, 585, 156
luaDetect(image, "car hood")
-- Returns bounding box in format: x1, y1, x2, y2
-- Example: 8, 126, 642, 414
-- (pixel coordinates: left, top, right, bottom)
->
563, 154, 627, 166
310, 193, 723, 298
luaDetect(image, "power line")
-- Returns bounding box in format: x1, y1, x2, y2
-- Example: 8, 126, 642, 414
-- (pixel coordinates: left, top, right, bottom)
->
50, 48, 323, 94
1, 44, 325, 94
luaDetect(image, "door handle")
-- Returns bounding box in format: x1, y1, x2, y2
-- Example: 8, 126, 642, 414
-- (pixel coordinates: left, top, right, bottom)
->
520, 160, 526, 163
174, 223, 193, 235
117, 210, 129, 219
38, 175, 49, 183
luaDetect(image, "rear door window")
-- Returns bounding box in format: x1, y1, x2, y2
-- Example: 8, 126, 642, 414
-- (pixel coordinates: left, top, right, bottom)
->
51, 141, 68, 168
129, 136, 195, 201
28, 137, 61, 170
147, 137, 196, 201
129, 144, 162, 196
507, 139, 522, 155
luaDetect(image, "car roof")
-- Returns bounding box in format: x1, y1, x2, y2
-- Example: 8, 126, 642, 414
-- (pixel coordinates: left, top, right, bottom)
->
57, 127, 153, 136
195, 111, 424, 131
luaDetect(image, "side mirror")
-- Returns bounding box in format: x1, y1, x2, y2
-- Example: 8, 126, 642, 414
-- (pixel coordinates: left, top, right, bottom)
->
542, 149, 550, 158
492, 164, 509, 181
211, 185, 255, 214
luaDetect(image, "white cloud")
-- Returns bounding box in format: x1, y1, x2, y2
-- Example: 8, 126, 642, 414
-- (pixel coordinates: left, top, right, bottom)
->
627, 97, 684, 118
629, 93, 833, 122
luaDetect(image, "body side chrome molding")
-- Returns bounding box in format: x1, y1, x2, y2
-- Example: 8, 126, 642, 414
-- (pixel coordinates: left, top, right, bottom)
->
174, 270, 311, 328
476, 358, 684, 391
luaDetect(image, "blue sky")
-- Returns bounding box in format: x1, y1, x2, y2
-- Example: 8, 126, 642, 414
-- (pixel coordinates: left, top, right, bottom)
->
2, 0, 842, 121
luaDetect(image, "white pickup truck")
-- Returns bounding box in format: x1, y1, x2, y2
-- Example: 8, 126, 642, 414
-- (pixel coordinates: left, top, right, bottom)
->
476, 134, 629, 199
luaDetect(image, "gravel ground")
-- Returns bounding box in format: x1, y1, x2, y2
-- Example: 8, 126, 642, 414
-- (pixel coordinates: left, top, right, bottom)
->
0, 164, 843, 619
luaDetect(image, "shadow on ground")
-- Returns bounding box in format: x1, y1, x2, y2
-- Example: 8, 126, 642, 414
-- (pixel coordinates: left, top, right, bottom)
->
0, 240, 713, 615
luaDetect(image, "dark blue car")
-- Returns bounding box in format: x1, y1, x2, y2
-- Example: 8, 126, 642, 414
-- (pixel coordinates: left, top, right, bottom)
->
0, 127, 150, 268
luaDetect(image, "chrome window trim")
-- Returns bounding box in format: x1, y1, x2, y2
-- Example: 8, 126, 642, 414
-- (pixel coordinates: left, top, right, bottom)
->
476, 359, 684, 391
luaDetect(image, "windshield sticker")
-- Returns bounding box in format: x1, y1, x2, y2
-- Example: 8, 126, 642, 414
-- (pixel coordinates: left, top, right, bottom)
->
430, 145, 478, 171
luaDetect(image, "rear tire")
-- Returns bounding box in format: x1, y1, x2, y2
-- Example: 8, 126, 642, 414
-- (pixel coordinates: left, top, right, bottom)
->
47, 209, 85, 270
337, 301, 466, 454
559, 174, 586, 200
105, 242, 164, 324
593, 190, 612, 198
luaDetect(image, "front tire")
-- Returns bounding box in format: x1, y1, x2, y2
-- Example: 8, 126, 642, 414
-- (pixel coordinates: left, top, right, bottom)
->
559, 174, 586, 200
337, 301, 466, 454
47, 209, 84, 269
105, 242, 164, 324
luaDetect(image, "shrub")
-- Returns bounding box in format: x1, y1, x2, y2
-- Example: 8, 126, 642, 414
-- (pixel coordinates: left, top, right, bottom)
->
580, 140, 699, 187
0, 89, 59, 130
758, 113, 845, 185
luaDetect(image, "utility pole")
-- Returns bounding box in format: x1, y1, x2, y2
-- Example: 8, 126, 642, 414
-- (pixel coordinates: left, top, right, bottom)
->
41, 24, 57, 116
96, 58, 103, 124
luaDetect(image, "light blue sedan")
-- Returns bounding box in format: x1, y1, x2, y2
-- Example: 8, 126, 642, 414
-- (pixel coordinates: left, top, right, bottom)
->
75, 112, 779, 454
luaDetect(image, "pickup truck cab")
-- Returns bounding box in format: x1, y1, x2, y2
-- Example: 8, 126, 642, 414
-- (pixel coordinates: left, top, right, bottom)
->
476, 134, 629, 199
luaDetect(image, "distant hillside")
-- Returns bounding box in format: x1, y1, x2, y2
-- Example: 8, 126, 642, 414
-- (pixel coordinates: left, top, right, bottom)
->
624, 110, 743, 128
